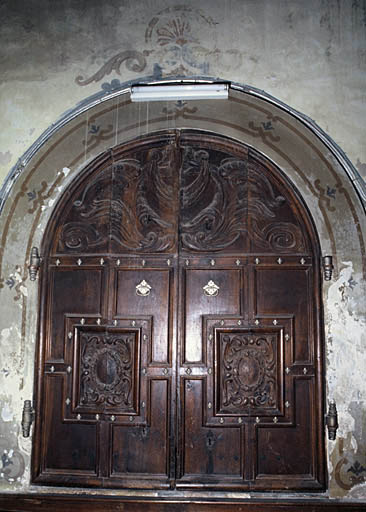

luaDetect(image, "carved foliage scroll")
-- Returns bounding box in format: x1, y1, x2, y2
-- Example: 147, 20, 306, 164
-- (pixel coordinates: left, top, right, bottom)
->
54, 134, 307, 255
78, 329, 137, 413
179, 145, 305, 253
60, 168, 112, 252
217, 332, 279, 414
57, 143, 179, 254
111, 144, 179, 252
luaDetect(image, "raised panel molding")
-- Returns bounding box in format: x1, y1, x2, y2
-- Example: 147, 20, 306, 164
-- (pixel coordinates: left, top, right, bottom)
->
218, 331, 279, 413
78, 328, 137, 412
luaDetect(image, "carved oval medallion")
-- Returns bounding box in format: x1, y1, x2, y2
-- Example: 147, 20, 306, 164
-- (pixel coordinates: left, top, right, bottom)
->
237, 353, 264, 390
95, 352, 118, 386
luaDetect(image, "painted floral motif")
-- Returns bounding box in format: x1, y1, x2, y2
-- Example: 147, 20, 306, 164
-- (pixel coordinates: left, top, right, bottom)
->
335, 457, 366, 490
156, 17, 195, 47
145, 6, 219, 76
161, 100, 197, 117
75, 5, 243, 86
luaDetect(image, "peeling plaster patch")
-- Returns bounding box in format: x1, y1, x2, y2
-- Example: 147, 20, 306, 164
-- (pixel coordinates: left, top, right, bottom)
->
326, 261, 366, 415
5, 267, 22, 290
326, 262, 366, 497
0, 151, 12, 166
348, 481, 366, 498
0, 325, 23, 378
41, 197, 55, 211
331, 404, 356, 441
0, 448, 25, 483
356, 158, 366, 180
19, 286, 27, 297
1, 404, 13, 422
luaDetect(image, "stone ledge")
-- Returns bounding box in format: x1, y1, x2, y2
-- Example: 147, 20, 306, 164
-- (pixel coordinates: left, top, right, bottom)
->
0, 494, 365, 512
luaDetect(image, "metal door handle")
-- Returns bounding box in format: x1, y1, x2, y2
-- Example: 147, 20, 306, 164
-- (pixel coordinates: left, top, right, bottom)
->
203, 280, 219, 297
136, 280, 152, 296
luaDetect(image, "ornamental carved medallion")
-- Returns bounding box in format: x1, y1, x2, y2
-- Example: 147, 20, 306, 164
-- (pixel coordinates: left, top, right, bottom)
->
217, 332, 279, 414
78, 330, 137, 412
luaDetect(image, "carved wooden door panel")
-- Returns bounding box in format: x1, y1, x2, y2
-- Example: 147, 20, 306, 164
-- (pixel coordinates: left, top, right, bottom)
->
175, 133, 325, 490
33, 134, 179, 489
33, 131, 325, 491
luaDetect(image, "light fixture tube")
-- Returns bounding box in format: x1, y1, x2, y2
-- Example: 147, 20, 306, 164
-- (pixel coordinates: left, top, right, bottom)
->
130, 83, 229, 102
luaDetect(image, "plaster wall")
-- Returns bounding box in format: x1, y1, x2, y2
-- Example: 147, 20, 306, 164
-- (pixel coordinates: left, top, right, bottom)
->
0, 0, 365, 502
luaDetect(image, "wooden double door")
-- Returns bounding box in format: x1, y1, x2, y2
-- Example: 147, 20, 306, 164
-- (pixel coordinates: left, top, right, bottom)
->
33, 131, 325, 491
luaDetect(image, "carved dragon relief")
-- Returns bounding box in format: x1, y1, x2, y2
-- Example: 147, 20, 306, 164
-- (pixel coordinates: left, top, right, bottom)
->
56, 140, 305, 254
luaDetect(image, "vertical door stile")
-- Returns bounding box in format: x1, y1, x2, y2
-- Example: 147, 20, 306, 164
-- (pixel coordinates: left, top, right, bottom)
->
175, 131, 186, 482
167, 133, 181, 485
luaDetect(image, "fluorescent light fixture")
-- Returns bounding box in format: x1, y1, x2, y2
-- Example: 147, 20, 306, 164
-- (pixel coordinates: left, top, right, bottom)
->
130, 83, 229, 102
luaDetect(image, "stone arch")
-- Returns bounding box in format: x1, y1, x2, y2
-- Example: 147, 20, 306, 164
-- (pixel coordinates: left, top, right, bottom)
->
0, 79, 365, 496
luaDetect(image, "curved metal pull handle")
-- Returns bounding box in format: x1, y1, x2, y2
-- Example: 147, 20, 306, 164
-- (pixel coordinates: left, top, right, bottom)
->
136, 280, 152, 297
203, 280, 220, 297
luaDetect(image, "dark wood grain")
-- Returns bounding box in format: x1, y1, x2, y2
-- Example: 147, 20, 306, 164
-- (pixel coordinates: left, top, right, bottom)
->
33, 130, 325, 491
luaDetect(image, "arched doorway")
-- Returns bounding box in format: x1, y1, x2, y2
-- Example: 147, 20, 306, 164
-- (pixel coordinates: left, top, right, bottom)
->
32, 129, 325, 491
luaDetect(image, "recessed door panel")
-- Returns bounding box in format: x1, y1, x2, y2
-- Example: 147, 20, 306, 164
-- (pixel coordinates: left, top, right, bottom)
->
255, 267, 312, 364
43, 375, 97, 474
111, 379, 169, 479
47, 268, 103, 360
256, 379, 316, 488
115, 269, 172, 364
183, 269, 241, 363
181, 379, 242, 480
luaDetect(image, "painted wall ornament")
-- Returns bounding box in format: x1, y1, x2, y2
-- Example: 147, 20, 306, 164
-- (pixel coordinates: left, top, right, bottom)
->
75, 50, 150, 87
75, 5, 242, 87
335, 457, 366, 491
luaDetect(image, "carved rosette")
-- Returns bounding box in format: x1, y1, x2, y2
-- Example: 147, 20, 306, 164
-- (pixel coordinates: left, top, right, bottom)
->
79, 331, 136, 411
218, 333, 278, 413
